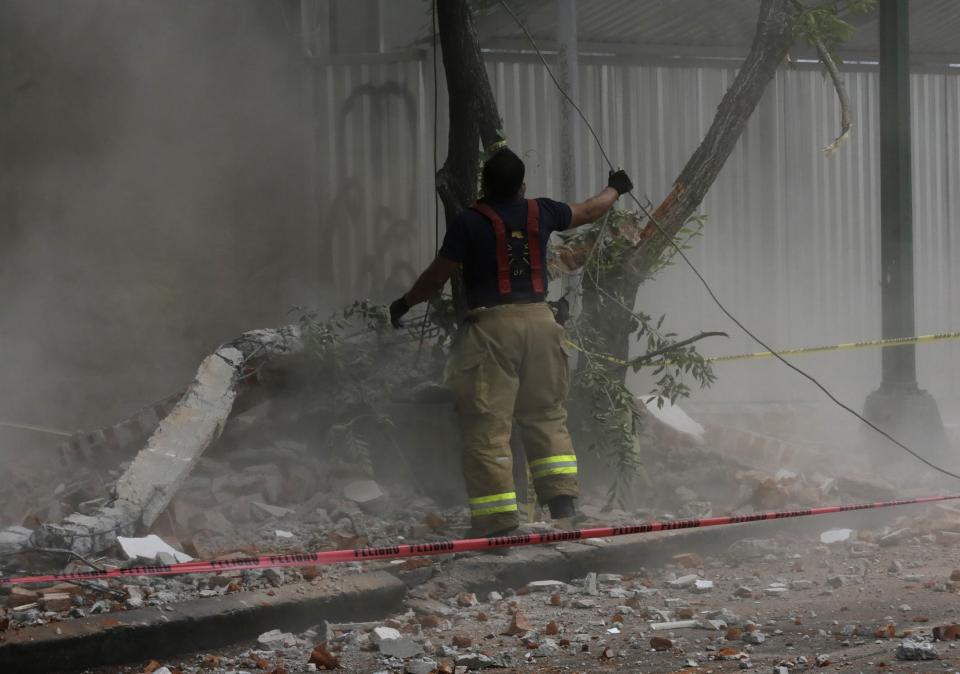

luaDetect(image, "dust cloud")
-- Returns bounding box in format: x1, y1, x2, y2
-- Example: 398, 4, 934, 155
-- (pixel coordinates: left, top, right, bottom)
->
0, 0, 318, 458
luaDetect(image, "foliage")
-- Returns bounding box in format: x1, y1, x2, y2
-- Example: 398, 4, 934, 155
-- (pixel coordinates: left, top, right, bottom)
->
294, 299, 389, 368
568, 209, 717, 508
573, 341, 653, 509
790, 0, 877, 52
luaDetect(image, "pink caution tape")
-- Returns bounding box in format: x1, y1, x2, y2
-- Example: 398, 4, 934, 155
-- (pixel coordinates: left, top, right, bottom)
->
2, 494, 958, 586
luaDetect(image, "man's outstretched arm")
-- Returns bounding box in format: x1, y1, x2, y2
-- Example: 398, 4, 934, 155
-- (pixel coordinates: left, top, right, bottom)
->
389, 256, 459, 327
568, 169, 633, 228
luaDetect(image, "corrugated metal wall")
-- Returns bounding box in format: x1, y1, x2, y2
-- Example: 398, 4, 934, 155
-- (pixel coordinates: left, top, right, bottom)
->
313, 56, 435, 302
313, 54, 960, 403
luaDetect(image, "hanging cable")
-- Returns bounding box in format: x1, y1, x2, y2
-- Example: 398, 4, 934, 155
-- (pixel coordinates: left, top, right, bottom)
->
496, 0, 960, 483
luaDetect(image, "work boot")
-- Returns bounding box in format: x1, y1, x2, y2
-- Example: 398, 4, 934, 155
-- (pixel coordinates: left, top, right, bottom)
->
547, 495, 577, 519
464, 525, 519, 539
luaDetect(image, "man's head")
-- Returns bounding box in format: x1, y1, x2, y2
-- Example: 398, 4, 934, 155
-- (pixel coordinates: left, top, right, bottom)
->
481, 147, 525, 201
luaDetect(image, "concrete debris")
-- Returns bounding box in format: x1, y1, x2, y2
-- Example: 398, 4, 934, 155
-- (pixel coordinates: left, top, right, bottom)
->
763, 584, 789, 597
405, 658, 437, 674
699, 619, 728, 631
0, 526, 32, 555
584, 571, 599, 596
124, 585, 144, 610
895, 639, 938, 660
343, 480, 385, 506
819, 528, 853, 544
527, 580, 567, 593
879, 528, 912, 547
533, 638, 562, 656
371, 626, 402, 643
651, 620, 698, 631
668, 574, 700, 589
27, 326, 303, 557
258, 629, 302, 648
827, 575, 862, 588
456, 652, 509, 669
692, 579, 714, 593
372, 626, 422, 658
117, 534, 193, 563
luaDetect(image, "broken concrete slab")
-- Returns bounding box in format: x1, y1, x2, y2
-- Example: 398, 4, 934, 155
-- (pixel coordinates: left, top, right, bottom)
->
30, 326, 303, 557
0, 526, 32, 555
117, 534, 192, 563
343, 480, 386, 505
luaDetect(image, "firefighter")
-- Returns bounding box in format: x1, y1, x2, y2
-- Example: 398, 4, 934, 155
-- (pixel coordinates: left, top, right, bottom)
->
391, 148, 633, 536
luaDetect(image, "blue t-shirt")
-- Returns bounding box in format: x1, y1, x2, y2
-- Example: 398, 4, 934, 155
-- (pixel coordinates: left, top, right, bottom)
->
439, 197, 572, 309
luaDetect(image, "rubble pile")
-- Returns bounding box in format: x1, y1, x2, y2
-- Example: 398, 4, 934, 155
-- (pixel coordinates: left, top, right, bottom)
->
0, 415, 930, 637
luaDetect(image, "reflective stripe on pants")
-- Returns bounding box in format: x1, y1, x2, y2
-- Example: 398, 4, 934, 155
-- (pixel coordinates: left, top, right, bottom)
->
469, 491, 519, 517
447, 303, 579, 535
530, 454, 578, 479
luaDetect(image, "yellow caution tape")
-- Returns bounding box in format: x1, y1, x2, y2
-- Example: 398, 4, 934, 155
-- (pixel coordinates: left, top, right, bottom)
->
565, 330, 960, 368
707, 330, 960, 364
0, 420, 72, 437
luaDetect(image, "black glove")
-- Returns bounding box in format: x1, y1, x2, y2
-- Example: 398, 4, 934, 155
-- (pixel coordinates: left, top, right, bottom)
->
389, 296, 410, 328
548, 297, 570, 326
607, 169, 634, 196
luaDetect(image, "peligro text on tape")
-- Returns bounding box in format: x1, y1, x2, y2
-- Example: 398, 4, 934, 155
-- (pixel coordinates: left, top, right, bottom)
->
2, 494, 957, 586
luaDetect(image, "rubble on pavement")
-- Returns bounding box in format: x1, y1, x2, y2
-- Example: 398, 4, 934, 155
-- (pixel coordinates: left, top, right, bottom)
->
55, 511, 960, 673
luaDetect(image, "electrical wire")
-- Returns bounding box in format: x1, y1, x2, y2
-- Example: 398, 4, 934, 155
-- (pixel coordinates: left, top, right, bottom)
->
496, 0, 960, 483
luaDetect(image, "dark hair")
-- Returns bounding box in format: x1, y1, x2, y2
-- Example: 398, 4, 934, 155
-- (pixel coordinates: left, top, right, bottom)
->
481, 148, 525, 201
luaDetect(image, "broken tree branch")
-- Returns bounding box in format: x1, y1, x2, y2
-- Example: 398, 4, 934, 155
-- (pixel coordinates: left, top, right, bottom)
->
813, 35, 852, 155
629, 331, 730, 369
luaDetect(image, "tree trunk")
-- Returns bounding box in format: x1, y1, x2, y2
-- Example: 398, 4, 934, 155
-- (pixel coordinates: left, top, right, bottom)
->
435, 0, 505, 319
632, 0, 794, 278
577, 0, 794, 365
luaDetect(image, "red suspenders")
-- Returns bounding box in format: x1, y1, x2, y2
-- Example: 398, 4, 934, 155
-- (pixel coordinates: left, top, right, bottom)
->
525, 199, 545, 295
471, 200, 545, 298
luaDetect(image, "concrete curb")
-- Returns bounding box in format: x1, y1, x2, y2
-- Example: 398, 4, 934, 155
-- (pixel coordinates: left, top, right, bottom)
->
408, 508, 877, 600
0, 507, 903, 672
0, 571, 406, 674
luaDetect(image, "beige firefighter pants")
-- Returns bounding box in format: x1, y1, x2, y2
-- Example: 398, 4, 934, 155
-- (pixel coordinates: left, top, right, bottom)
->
447, 302, 578, 535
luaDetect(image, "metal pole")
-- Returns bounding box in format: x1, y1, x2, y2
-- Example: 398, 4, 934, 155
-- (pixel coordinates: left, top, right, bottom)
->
556, 0, 579, 201
878, 0, 916, 389
864, 0, 950, 483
